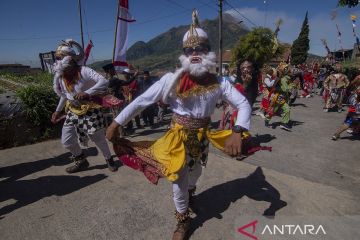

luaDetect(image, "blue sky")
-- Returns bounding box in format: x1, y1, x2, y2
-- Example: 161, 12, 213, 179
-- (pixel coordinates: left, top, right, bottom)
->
0, 0, 359, 67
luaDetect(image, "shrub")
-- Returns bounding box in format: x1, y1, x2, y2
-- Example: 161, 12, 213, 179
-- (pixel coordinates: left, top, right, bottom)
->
16, 85, 58, 127
343, 67, 360, 81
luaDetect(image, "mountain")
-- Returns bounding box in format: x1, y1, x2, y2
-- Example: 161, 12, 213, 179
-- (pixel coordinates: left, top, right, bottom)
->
307, 53, 324, 62
91, 13, 249, 72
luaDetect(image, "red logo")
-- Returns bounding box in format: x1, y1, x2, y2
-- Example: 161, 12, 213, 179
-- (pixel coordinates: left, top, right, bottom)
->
238, 220, 258, 240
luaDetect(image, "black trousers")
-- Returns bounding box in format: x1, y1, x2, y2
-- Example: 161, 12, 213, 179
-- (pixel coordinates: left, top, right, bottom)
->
142, 105, 156, 125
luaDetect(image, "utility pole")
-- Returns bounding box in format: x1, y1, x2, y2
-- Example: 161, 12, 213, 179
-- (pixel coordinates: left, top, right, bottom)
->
78, 0, 84, 48
218, 0, 223, 77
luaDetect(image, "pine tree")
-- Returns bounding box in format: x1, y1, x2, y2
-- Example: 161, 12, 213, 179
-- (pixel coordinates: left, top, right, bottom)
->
291, 12, 310, 66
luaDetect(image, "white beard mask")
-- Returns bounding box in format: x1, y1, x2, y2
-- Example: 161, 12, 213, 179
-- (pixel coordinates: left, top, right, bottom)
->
179, 51, 216, 78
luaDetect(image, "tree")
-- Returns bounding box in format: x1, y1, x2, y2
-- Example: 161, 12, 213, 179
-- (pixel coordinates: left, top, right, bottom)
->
338, 0, 359, 8
231, 27, 283, 68
291, 12, 310, 66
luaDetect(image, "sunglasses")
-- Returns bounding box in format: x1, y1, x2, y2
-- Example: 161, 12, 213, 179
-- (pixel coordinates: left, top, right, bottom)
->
183, 46, 209, 56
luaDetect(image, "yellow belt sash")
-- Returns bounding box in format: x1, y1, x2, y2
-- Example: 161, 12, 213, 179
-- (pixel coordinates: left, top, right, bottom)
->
150, 123, 249, 182
65, 100, 102, 115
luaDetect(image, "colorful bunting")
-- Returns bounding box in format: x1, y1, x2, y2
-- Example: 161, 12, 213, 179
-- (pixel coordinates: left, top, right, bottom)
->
350, 14, 360, 51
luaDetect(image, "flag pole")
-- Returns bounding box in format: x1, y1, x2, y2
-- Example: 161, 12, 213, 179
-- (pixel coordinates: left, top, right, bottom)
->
78, 0, 85, 48
218, 0, 223, 77
112, 0, 120, 63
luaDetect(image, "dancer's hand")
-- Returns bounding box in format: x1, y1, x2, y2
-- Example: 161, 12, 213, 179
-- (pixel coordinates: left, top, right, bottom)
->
224, 132, 242, 157
51, 111, 62, 124
106, 121, 121, 142
74, 92, 89, 100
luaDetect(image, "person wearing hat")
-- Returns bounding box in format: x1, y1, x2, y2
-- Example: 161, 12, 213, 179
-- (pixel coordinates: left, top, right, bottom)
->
122, 67, 143, 131
106, 10, 253, 240
51, 41, 118, 173
102, 63, 142, 134
102, 63, 136, 101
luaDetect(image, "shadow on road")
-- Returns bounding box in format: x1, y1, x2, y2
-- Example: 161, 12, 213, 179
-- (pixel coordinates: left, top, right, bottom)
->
271, 120, 304, 129
186, 167, 287, 239
290, 103, 307, 107
339, 135, 360, 141
0, 147, 99, 182
251, 134, 276, 145
131, 128, 168, 137
0, 174, 107, 218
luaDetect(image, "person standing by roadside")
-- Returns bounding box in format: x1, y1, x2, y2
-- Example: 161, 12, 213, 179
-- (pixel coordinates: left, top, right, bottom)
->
139, 70, 157, 127
122, 68, 142, 133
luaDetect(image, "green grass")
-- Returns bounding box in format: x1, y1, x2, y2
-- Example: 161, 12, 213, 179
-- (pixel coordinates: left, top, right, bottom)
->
0, 72, 53, 87
16, 84, 58, 127
342, 59, 360, 69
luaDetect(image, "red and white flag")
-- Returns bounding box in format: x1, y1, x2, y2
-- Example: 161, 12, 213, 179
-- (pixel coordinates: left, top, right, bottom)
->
113, 0, 135, 72
84, 40, 93, 66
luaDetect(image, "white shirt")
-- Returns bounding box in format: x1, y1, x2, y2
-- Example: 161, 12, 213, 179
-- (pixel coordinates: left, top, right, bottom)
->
115, 72, 251, 130
54, 66, 108, 111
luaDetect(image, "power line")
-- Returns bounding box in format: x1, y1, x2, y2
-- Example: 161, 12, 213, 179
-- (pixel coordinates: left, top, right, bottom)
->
134, 9, 189, 26
0, 0, 217, 41
164, 0, 191, 11
132, 1, 217, 29
0, 33, 84, 41
198, 0, 218, 12
223, 0, 257, 27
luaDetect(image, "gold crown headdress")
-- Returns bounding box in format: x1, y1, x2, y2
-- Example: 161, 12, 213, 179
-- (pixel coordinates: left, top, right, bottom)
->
183, 10, 209, 48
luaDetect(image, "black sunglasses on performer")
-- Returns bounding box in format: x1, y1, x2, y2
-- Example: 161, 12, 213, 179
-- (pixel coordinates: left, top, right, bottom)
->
183, 45, 210, 56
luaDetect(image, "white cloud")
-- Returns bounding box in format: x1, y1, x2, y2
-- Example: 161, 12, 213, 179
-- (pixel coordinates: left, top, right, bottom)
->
226, 8, 358, 57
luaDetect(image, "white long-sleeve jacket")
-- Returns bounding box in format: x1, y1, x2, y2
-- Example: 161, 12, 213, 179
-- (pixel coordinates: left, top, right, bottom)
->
54, 66, 108, 112
115, 71, 251, 130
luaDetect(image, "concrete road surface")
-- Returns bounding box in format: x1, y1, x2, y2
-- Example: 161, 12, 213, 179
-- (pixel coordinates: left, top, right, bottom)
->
0, 95, 359, 240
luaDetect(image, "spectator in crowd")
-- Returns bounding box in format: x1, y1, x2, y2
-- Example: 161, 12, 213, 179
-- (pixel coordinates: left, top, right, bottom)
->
102, 63, 135, 101
139, 70, 157, 127
122, 68, 142, 133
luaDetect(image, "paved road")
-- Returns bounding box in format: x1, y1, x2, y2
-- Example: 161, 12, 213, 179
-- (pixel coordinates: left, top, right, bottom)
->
0, 95, 359, 240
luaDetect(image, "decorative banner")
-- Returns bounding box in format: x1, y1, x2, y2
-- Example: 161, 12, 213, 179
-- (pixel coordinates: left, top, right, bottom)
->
113, 0, 136, 72
84, 40, 93, 66
350, 15, 360, 51
330, 10, 345, 59
321, 38, 331, 54
351, 15, 357, 36
336, 23, 342, 39
335, 23, 344, 53
331, 10, 344, 57
321, 38, 334, 64
274, 18, 283, 37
